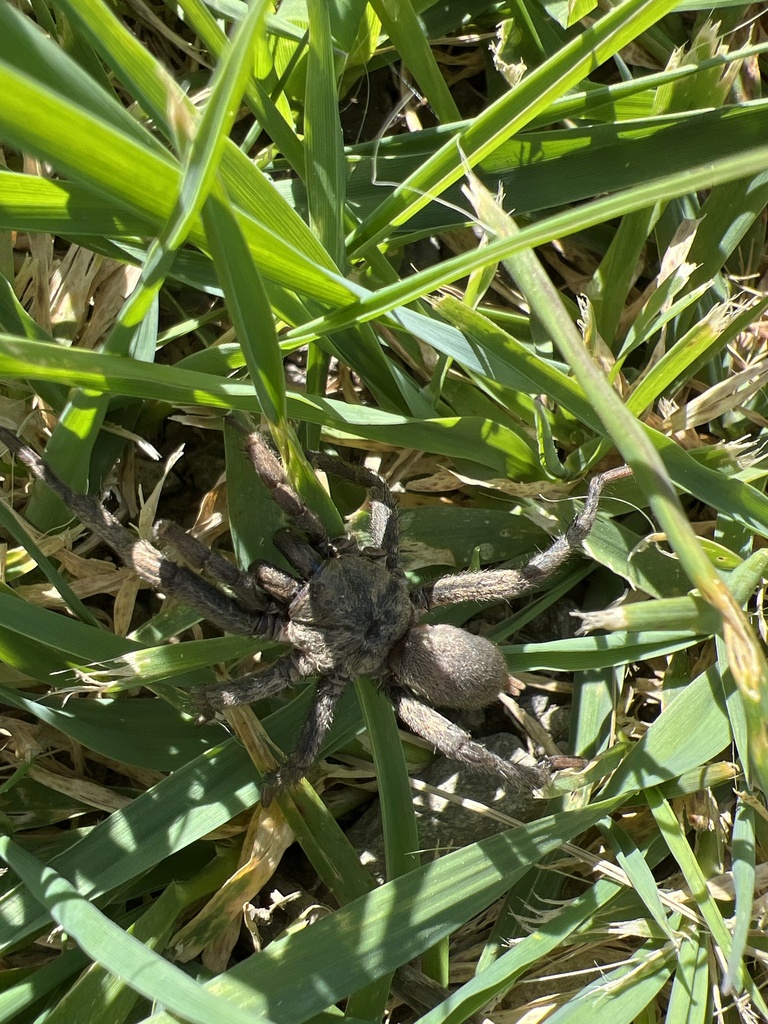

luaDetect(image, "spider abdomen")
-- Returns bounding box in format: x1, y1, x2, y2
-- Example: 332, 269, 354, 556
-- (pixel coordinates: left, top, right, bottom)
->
390, 623, 510, 711
286, 554, 413, 676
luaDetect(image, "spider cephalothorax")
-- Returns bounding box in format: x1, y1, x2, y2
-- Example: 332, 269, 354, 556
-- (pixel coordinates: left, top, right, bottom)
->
0, 426, 628, 804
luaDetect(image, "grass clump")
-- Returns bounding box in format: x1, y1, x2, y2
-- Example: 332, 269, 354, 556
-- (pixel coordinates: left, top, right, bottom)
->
0, 0, 767, 1021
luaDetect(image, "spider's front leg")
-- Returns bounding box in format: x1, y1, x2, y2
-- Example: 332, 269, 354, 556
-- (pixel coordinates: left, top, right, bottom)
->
412, 465, 631, 608
0, 427, 270, 637
243, 433, 329, 550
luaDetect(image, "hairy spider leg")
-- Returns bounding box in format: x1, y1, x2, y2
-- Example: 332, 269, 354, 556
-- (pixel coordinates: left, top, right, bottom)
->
311, 452, 401, 571
191, 649, 317, 720
272, 527, 323, 579
413, 465, 631, 608
193, 652, 347, 807
244, 433, 329, 550
248, 560, 301, 604
260, 676, 347, 805
154, 518, 273, 613
390, 688, 548, 791
0, 427, 280, 638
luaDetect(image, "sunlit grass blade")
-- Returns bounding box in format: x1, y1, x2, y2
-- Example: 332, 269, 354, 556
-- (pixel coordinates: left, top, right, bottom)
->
175, 0, 307, 174
0, 64, 352, 305
349, 0, 681, 252
723, 797, 756, 996
0, 689, 363, 952
0, 3, 164, 149
664, 934, 709, 1023
142, 798, 625, 1024
472, 192, 768, 800
0, 336, 549, 475
305, 0, 346, 268
412, 875, 627, 1024
601, 664, 732, 797
40, 879, 219, 1024
106, 0, 271, 344
0, 946, 91, 1023
371, 0, 460, 124
0, 499, 100, 626
598, 821, 679, 943
53, 0, 323, 261
0, 688, 222, 771
645, 789, 768, 1013
542, 947, 675, 1023
0, 835, 260, 1024
202, 191, 287, 431
2, 1, 768, 1013
296, 138, 768, 332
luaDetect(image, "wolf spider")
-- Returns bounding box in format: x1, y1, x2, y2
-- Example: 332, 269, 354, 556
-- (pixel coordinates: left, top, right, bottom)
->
0, 426, 629, 804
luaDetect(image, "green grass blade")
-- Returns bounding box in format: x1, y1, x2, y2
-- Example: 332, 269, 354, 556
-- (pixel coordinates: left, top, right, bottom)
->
143, 798, 625, 1024
0, 3, 165, 149
543, 947, 674, 1023
0, 336, 544, 474
0, 835, 262, 1024
370, 0, 461, 124
349, 0, 681, 252
723, 797, 756, 995
644, 790, 748, 995
664, 934, 709, 1024
0, 946, 90, 1023
0, 63, 352, 305
599, 821, 679, 943
0, 498, 100, 626
305, 0, 346, 268
106, 0, 271, 346
297, 138, 768, 330
202, 191, 287, 430
41, 876, 225, 1024
414, 875, 627, 1024
601, 665, 731, 797
0, 689, 362, 953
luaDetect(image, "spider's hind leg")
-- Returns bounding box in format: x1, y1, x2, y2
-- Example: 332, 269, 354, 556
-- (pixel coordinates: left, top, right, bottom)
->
261, 675, 347, 805
391, 688, 549, 792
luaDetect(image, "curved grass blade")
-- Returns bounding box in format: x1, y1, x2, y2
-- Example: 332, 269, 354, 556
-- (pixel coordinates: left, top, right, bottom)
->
143, 798, 626, 1024
0, 63, 353, 306
0, 687, 363, 953
0, 835, 262, 1024
349, 0, 681, 252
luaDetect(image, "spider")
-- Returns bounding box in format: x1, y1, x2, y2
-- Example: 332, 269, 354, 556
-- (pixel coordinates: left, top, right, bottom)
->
0, 426, 629, 805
